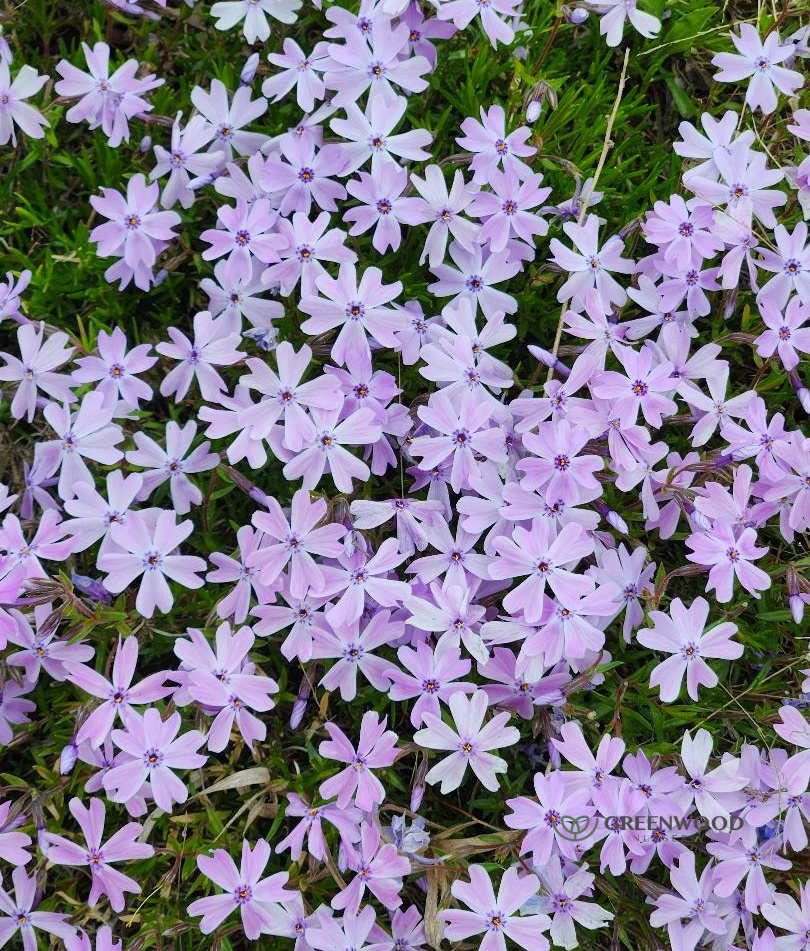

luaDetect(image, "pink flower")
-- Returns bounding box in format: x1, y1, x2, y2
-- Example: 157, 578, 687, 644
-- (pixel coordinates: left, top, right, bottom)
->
0, 321, 75, 422
0, 868, 77, 947
319, 710, 398, 810
248, 487, 346, 595
754, 296, 810, 371
65, 635, 173, 748
200, 198, 286, 282
98, 510, 207, 618
548, 215, 634, 312
188, 839, 296, 939
156, 310, 244, 402
712, 24, 803, 114
414, 689, 519, 793
46, 797, 154, 911
72, 327, 157, 407
104, 708, 207, 812
332, 822, 409, 916
638, 596, 743, 701
441, 865, 550, 951
649, 850, 726, 950
685, 523, 770, 603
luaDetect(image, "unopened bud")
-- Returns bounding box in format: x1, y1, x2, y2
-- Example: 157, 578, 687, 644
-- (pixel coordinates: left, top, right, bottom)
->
790, 594, 805, 625
37, 824, 49, 857
606, 510, 628, 534
526, 99, 542, 123
691, 509, 713, 532
528, 345, 571, 377
60, 739, 79, 775
139, 135, 152, 153
290, 676, 312, 730
240, 53, 260, 85
569, 6, 589, 23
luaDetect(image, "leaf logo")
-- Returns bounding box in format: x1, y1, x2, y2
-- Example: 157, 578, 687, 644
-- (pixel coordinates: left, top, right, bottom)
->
557, 814, 599, 842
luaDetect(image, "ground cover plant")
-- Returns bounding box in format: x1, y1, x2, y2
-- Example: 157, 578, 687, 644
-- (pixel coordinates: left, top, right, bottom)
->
0, 0, 809, 950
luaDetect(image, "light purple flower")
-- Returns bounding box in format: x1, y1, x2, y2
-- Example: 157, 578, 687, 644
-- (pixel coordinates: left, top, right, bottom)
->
456, 104, 536, 184
201, 198, 286, 282
150, 113, 225, 210
0, 62, 48, 146
190, 79, 267, 159
548, 215, 634, 312
0, 868, 77, 948
126, 421, 218, 515
65, 635, 172, 748
42, 391, 124, 501
188, 839, 296, 938
330, 90, 433, 175
428, 241, 520, 317
441, 865, 550, 951
332, 822, 409, 916
263, 39, 328, 112
46, 797, 154, 911
325, 21, 431, 107
0, 322, 75, 422
318, 710, 398, 810
712, 25, 803, 114
89, 174, 181, 271
156, 310, 244, 402
55, 42, 162, 147
72, 327, 157, 407
685, 523, 770, 603
211, 0, 301, 44
300, 263, 404, 365
104, 707, 207, 812
754, 296, 810, 371
414, 689, 519, 793
638, 596, 742, 701
98, 510, 207, 618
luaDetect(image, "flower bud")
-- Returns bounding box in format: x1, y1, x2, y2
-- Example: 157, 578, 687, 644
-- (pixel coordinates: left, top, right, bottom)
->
241, 53, 260, 85
606, 510, 628, 534
790, 594, 805, 625
569, 6, 589, 23
139, 135, 152, 153
60, 739, 79, 775
691, 509, 713, 532
526, 99, 542, 123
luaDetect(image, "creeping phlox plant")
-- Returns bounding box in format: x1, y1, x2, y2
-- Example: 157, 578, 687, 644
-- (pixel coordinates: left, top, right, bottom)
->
1, 1, 810, 951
